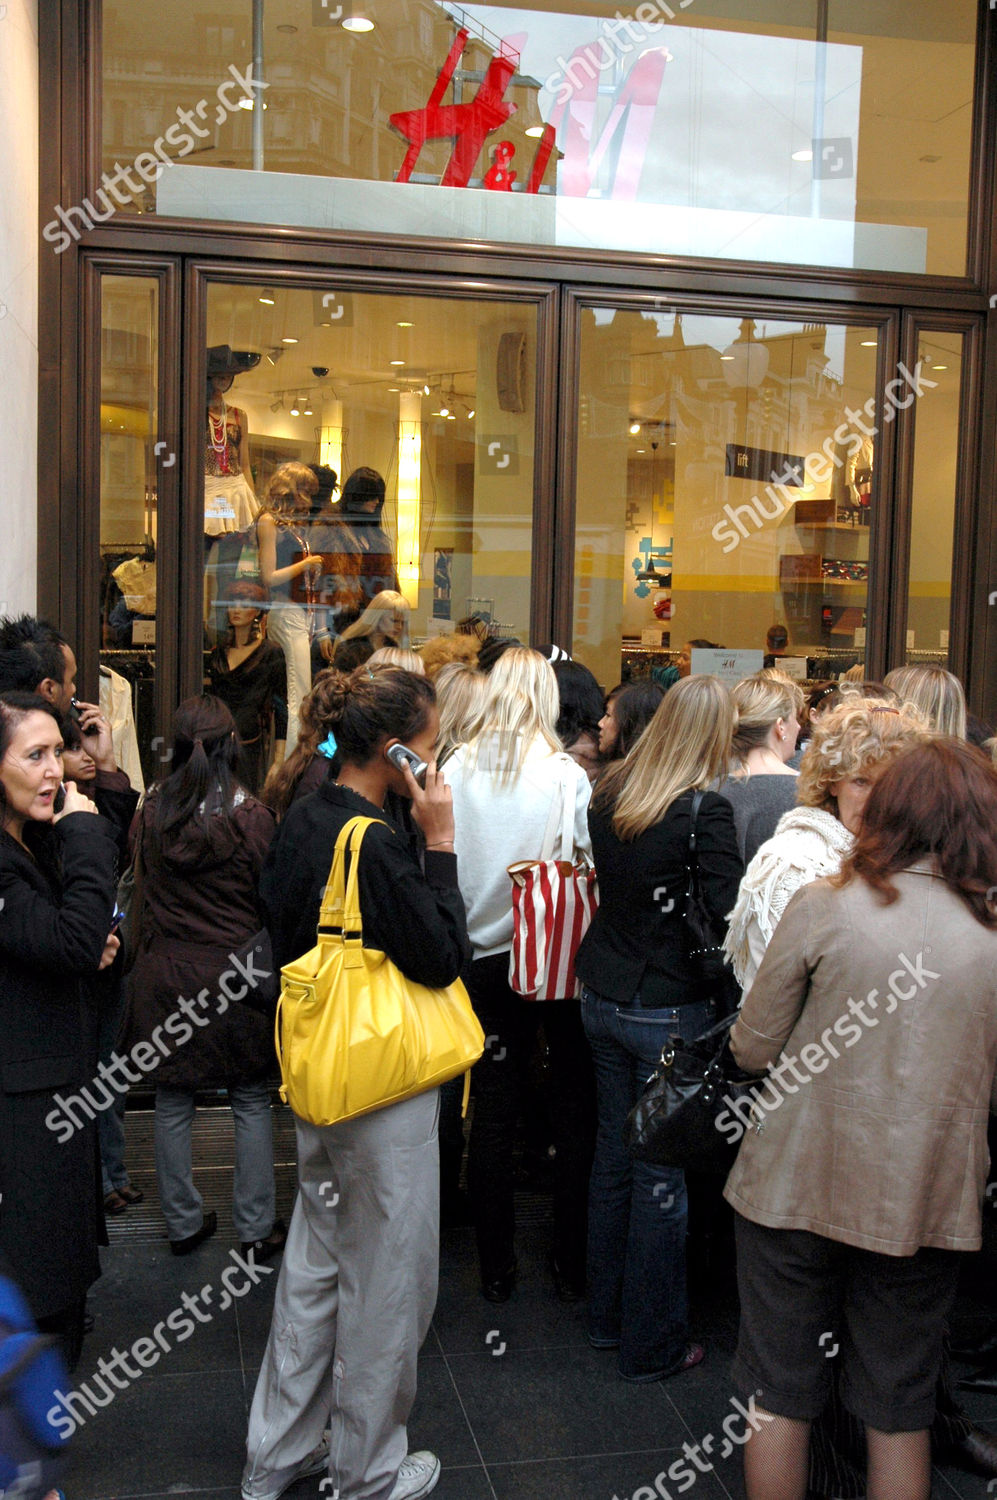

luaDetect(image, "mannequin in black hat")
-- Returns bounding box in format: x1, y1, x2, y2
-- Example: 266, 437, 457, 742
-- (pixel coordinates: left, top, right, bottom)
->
204, 346, 261, 638
205, 346, 258, 531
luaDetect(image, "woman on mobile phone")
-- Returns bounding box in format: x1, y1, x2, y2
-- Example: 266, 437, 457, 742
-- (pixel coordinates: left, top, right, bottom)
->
244, 664, 468, 1500
0, 692, 119, 1369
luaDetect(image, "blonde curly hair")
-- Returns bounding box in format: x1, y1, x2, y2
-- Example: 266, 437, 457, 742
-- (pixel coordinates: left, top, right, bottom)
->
418, 632, 481, 678
797, 697, 929, 812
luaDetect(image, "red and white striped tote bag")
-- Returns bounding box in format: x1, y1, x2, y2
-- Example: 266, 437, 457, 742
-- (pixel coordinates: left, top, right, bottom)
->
508, 760, 598, 1001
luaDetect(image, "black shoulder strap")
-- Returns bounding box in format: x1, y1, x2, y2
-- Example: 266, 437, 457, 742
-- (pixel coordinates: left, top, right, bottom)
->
687, 788, 705, 897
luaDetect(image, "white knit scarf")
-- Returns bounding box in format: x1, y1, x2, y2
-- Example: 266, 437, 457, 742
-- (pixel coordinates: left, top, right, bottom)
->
723, 805, 854, 986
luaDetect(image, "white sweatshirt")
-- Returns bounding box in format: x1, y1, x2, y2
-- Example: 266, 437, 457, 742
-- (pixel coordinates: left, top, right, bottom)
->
446, 735, 592, 959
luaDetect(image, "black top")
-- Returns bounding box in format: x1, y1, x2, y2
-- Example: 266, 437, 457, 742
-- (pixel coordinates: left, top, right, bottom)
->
0, 813, 119, 1316
208, 639, 288, 746
261, 781, 469, 986
575, 787, 743, 1007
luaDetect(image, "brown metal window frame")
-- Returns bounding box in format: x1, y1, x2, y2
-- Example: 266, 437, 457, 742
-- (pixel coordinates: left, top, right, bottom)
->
886, 313, 984, 678
79, 255, 182, 737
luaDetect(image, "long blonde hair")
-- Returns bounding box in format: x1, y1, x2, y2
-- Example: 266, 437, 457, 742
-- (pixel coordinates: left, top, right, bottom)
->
594, 675, 735, 840
463, 646, 561, 784
883, 664, 967, 739
435, 662, 488, 766
337, 590, 410, 648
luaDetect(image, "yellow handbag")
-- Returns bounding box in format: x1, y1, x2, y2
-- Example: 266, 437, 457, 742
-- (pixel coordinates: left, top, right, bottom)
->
275, 815, 484, 1127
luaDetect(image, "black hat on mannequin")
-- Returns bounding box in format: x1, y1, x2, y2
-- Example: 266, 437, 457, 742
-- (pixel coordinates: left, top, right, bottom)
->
207, 345, 261, 378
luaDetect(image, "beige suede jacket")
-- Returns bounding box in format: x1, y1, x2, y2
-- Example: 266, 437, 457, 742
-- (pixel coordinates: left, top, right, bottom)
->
724, 864, 997, 1256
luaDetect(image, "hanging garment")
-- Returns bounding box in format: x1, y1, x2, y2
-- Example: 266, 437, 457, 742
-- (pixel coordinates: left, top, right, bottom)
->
100, 667, 145, 794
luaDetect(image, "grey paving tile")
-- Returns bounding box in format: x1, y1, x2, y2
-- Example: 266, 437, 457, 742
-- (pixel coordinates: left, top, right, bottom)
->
62, 1368, 248, 1499
444, 1345, 683, 1466
488, 1450, 733, 1500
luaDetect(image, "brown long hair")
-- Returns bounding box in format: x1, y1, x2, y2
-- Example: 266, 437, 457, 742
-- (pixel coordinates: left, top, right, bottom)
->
835, 739, 997, 927
262, 668, 341, 821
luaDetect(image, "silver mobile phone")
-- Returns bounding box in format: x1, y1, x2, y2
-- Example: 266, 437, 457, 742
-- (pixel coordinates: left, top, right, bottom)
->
385, 742, 428, 787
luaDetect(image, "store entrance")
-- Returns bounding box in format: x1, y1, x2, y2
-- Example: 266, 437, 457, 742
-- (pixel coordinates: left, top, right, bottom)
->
97, 271, 544, 788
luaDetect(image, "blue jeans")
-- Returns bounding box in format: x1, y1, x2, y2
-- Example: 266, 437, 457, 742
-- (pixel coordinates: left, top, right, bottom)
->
581, 985, 715, 1380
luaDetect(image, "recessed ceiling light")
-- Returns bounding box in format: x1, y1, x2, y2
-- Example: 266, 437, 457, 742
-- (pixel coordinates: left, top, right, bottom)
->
342, 14, 375, 31
397, 321, 413, 328
282, 337, 298, 344
390, 359, 405, 366
388, 387, 400, 392
276, 23, 298, 33
792, 148, 813, 162
525, 125, 546, 138
720, 354, 735, 361
933, 363, 948, 370
919, 154, 941, 163
636, 448, 645, 453
860, 339, 877, 346
259, 289, 275, 305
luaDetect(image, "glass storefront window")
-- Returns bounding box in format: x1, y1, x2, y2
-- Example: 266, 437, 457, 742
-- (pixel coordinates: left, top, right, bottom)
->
572, 308, 887, 689
92, 0, 976, 275
99, 274, 159, 790
201, 280, 537, 778
905, 332, 964, 668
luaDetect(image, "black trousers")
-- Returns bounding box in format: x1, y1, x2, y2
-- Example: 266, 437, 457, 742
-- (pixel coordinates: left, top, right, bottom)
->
465, 953, 596, 1283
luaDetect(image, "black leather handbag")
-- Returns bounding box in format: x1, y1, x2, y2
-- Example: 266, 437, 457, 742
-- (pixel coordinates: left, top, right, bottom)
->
624, 1013, 758, 1174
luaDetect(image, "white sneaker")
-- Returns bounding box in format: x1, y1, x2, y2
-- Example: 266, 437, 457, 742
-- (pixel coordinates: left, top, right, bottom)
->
387, 1451, 441, 1499
241, 1437, 330, 1500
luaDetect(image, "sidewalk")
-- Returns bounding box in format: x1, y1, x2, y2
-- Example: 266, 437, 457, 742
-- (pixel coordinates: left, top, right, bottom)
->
63, 1103, 997, 1500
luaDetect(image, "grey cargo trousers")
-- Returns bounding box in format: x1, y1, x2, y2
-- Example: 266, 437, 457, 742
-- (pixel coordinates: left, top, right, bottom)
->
243, 1088, 440, 1499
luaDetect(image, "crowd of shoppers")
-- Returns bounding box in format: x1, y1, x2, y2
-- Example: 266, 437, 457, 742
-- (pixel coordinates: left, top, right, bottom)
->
2, 610, 997, 1500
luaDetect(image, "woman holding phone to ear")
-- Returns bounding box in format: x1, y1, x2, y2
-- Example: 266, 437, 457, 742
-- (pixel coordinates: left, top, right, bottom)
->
0, 692, 120, 1370
245, 664, 469, 1500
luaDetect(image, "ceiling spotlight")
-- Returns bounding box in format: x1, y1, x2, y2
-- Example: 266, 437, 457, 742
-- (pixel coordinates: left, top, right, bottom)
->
303, 402, 313, 415
259, 289, 276, 305
282, 337, 298, 345
237, 98, 268, 110
270, 396, 284, 413
467, 407, 475, 419
423, 383, 431, 396
265, 347, 284, 365
439, 404, 450, 417
629, 421, 641, 435
290, 398, 300, 416
342, 8, 375, 30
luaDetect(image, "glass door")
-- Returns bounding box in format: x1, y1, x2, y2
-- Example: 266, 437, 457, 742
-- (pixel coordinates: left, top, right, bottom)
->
194, 277, 544, 780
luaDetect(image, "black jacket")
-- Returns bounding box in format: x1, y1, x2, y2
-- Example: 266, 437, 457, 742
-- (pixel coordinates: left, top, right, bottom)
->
0, 813, 119, 1319
125, 790, 276, 1091
261, 781, 469, 986
575, 788, 743, 1007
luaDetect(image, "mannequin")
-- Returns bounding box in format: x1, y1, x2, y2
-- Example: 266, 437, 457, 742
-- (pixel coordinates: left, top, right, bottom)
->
207, 581, 288, 792
257, 462, 322, 754
204, 345, 261, 637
